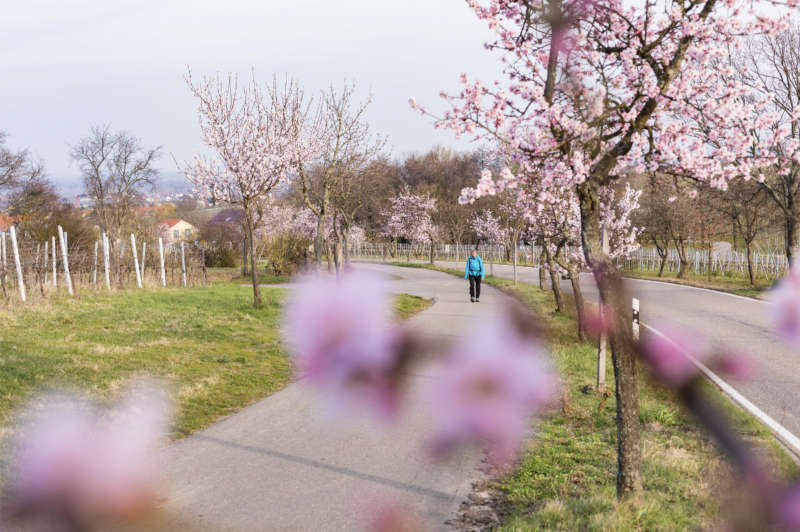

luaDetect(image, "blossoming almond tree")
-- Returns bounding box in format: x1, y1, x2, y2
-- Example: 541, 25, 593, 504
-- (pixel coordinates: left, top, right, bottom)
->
382, 188, 438, 263
413, 0, 792, 495
183, 69, 309, 306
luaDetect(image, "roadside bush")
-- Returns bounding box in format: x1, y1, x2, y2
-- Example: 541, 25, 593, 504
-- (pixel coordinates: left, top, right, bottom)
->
205, 245, 238, 268
264, 233, 309, 276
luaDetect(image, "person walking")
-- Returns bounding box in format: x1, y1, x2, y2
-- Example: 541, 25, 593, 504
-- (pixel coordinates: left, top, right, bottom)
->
464, 249, 485, 302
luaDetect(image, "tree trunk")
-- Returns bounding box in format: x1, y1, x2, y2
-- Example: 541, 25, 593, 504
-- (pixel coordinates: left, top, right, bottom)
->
326, 240, 334, 273
513, 235, 518, 285
241, 234, 248, 277
245, 210, 262, 308
543, 246, 564, 313
538, 249, 546, 290
429, 241, 434, 264
569, 266, 586, 342
657, 251, 667, 277
314, 216, 325, 270
746, 242, 755, 286
786, 214, 798, 267
577, 181, 642, 498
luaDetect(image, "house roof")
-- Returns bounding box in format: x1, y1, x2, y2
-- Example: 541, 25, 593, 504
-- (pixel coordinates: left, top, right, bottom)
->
157, 218, 183, 228
208, 209, 245, 225
0, 214, 17, 232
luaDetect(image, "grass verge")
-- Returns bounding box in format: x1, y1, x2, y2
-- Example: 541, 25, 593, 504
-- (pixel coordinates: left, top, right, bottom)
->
390, 261, 797, 530
622, 269, 771, 300
0, 280, 431, 442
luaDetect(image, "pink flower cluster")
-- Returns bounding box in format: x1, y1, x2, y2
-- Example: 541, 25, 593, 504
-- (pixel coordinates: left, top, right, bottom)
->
5, 382, 171, 525
284, 274, 405, 420
427, 310, 557, 466
284, 274, 557, 466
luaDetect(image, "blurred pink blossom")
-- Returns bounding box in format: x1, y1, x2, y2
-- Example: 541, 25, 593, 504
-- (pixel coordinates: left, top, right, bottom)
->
428, 310, 556, 466
284, 274, 405, 420
768, 268, 800, 346
365, 501, 421, 532
641, 324, 706, 387
776, 483, 800, 531
6, 381, 171, 524
583, 303, 615, 335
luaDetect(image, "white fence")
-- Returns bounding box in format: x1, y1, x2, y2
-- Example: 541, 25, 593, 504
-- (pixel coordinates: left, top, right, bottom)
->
351, 242, 543, 264
351, 241, 790, 281
622, 246, 788, 280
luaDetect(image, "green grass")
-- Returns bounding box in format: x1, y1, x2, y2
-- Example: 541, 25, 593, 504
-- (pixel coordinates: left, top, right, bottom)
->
0, 284, 291, 438
393, 293, 434, 320
390, 261, 798, 530
0, 280, 432, 441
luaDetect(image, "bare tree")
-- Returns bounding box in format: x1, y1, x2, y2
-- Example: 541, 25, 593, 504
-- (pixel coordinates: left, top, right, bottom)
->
0, 131, 44, 210
710, 180, 772, 285
297, 82, 385, 271
741, 27, 800, 264
70, 126, 161, 239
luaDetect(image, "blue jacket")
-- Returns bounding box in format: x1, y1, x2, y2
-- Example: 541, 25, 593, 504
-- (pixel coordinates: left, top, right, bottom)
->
465, 255, 485, 278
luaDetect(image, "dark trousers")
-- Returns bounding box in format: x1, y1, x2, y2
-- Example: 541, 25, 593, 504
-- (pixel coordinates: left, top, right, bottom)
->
468, 275, 482, 299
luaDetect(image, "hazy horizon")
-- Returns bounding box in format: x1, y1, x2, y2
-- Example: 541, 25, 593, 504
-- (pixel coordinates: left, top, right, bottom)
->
2, 1, 501, 192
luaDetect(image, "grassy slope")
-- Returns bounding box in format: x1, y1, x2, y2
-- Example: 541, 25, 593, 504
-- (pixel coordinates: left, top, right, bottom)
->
0, 277, 431, 440
390, 262, 797, 530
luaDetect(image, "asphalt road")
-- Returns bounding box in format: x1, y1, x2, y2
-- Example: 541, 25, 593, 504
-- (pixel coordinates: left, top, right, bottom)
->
434, 260, 800, 443
161, 263, 510, 532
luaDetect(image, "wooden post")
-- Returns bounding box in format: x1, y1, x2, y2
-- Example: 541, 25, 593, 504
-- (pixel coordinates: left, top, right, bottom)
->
180, 241, 187, 287
102, 233, 111, 289
92, 240, 98, 286
9, 226, 26, 302
596, 225, 609, 391
158, 238, 166, 287
51, 236, 57, 288
57, 225, 73, 296
131, 234, 142, 288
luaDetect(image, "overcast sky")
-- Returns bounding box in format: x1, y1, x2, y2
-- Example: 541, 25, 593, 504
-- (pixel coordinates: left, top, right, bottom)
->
0, 0, 501, 189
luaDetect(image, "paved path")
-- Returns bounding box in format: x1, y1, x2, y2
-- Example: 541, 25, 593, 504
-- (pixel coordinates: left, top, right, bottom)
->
161, 263, 507, 531
432, 260, 800, 443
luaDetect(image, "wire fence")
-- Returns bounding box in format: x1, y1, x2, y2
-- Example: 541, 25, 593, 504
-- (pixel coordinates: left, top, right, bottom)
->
621, 246, 789, 280
350, 242, 544, 265
0, 226, 208, 305
351, 241, 790, 282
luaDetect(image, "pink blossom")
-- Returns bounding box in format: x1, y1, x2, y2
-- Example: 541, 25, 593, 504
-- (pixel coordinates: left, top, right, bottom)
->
6, 382, 171, 524
641, 324, 707, 387
428, 309, 556, 466
284, 274, 405, 420
583, 303, 615, 335
776, 483, 800, 531
365, 501, 420, 532
768, 268, 800, 346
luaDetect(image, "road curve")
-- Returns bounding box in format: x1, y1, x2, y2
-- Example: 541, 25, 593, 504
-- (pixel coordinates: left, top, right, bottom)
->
432, 260, 800, 443
161, 263, 510, 532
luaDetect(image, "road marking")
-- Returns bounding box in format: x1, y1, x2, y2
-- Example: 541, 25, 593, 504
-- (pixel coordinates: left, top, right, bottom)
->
641, 322, 800, 458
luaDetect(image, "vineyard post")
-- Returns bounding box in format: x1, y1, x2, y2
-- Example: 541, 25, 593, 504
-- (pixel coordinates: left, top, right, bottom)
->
131, 233, 142, 289
57, 225, 74, 296
141, 242, 147, 279
180, 241, 187, 287
92, 240, 98, 286
9, 226, 26, 302
102, 233, 111, 289
158, 237, 166, 287
51, 236, 57, 289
